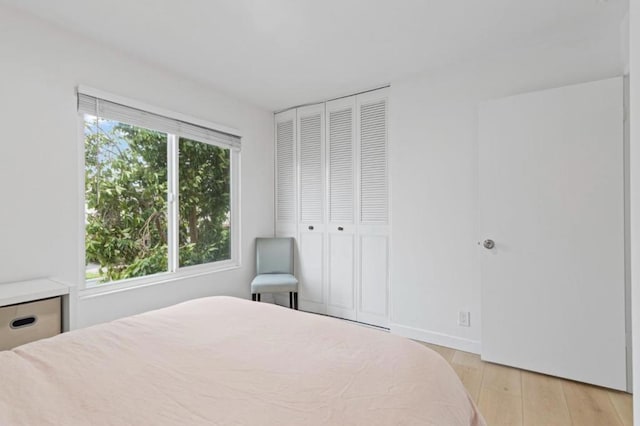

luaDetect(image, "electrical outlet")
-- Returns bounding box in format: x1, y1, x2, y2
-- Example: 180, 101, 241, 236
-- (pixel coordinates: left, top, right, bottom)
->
458, 311, 470, 327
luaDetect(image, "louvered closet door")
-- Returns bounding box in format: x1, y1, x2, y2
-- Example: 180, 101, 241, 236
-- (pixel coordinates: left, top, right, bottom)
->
296, 104, 326, 314
356, 89, 389, 328
326, 97, 357, 321
275, 110, 297, 238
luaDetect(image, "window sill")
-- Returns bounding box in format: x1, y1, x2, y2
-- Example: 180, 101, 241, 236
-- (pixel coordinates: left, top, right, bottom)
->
78, 261, 240, 300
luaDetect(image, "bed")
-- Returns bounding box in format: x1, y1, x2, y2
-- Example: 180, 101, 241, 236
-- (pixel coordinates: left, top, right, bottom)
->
0, 296, 485, 425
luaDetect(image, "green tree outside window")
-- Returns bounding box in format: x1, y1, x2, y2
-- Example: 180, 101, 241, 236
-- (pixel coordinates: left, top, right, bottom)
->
84, 117, 231, 284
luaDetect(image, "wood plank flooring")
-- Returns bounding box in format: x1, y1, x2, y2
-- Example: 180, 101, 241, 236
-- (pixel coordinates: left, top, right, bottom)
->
420, 342, 632, 426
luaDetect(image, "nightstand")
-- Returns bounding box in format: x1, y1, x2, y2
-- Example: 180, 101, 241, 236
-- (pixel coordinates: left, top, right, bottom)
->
0, 278, 70, 351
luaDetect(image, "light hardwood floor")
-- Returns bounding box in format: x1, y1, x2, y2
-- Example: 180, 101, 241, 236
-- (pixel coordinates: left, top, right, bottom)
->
420, 342, 633, 426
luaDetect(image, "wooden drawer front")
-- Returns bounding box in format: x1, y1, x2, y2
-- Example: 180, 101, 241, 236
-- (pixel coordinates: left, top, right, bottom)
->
0, 297, 61, 351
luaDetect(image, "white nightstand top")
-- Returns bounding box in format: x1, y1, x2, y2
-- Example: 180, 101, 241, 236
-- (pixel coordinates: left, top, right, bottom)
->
0, 278, 70, 307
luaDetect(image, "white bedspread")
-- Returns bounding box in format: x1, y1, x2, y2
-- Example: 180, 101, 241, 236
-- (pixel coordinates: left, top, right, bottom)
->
0, 296, 485, 425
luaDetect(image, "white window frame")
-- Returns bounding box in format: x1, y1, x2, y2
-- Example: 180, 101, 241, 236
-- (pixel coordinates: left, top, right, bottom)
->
77, 86, 242, 296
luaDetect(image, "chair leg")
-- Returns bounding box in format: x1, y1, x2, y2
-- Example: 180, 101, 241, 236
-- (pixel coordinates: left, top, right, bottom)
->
251, 293, 256, 302
257, 293, 261, 302
289, 292, 293, 308
294, 292, 298, 310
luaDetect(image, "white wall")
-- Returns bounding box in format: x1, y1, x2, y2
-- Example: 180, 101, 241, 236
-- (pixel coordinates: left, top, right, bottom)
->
0, 6, 274, 327
389, 27, 625, 353
630, 0, 640, 416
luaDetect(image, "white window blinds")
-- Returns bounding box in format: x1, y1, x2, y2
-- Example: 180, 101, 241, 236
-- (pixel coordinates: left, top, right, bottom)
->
77, 92, 241, 150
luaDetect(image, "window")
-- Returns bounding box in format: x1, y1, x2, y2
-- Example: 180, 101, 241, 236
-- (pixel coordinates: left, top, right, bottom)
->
79, 90, 240, 287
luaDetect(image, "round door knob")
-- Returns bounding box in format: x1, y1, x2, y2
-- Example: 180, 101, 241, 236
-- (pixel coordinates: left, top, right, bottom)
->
483, 239, 495, 250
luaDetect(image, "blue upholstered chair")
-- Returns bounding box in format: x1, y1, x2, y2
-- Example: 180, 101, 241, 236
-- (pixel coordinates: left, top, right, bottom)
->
251, 237, 298, 309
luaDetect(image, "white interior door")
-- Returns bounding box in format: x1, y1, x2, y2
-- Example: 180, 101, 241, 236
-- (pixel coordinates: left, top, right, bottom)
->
479, 77, 626, 390
297, 104, 326, 313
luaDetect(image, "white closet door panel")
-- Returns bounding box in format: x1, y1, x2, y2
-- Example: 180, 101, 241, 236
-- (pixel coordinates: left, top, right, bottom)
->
358, 95, 388, 224
298, 105, 324, 224
326, 97, 357, 321
358, 235, 388, 327
327, 97, 356, 224
275, 110, 296, 225
298, 232, 325, 313
355, 88, 390, 327
296, 104, 326, 314
327, 232, 355, 319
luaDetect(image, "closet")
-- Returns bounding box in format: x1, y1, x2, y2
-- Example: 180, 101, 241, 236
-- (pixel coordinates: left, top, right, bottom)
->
274, 88, 389, 328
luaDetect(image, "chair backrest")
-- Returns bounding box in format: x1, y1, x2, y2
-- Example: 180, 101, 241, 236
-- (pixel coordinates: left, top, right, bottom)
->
256, 237, 294, 275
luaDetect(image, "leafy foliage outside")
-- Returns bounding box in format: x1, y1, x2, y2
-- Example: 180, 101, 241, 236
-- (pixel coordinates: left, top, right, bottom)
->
85, 117, 231, 284
178, 139, 231, 267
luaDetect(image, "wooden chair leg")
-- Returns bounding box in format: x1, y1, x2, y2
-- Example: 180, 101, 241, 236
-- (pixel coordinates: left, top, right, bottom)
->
289, 292, 293, 309
257, 293, 261, 302
294, 292, 298, 310
252, 293, 256, 301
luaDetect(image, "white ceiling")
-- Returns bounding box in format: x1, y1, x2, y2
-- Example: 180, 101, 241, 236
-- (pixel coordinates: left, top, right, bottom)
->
1, 0, 628, 111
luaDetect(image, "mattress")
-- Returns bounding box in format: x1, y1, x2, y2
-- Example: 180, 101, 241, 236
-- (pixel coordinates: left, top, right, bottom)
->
0, 296, 485, 425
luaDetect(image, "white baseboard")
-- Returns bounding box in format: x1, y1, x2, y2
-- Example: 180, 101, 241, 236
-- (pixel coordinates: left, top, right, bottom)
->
390, 323, 481, 354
